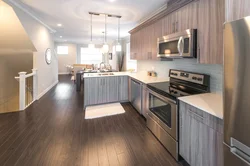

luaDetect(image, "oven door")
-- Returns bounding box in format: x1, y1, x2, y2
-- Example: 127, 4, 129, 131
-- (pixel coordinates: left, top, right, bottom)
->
147, 89, 178, 140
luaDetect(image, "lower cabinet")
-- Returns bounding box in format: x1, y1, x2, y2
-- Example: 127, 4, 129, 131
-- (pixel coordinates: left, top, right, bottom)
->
179, 101, 223, 166
141, 84, 149, 118
119, 76, 129, 101
84, 76, 128, 108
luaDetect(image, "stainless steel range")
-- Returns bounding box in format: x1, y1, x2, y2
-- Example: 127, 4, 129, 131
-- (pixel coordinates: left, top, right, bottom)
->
146, 69, 210, 160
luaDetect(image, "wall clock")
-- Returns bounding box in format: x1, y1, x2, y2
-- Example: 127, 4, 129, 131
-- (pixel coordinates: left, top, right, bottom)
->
45, 48, 52, 65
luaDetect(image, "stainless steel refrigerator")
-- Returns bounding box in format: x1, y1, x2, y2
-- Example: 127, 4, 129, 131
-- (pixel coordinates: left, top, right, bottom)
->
224, 16, 250, 166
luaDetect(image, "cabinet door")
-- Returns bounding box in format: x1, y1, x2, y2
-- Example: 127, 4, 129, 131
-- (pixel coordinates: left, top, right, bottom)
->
226, 0, 250, 22
162, 13, 175, 35
141, 84, 149, 118
107, 77, 119, 103
198, 0, 225, 64
84, 78, 99, 107
134, 30, 142, 60
202, 125, 224, 166
152, 19, 163, 60
146, 25, 154, 60
176, 1, 198, 32
119, 76, 129, 101
130, 34, 135, 59
179, 102, 203, 166
97, 78, 106, 104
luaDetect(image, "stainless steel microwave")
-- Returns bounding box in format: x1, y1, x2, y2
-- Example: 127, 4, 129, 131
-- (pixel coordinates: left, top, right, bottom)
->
157, 29, 197, 58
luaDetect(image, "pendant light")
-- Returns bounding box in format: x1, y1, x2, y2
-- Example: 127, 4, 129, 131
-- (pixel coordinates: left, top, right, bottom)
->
88, 13, 95, 49
102, 14, 109, 53
116, 17, 122, 52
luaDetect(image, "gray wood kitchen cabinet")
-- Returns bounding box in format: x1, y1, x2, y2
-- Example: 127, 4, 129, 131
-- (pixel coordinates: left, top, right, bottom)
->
118, 76, 129, 101
179, 101, 223, 166
84, 77, 99, 107
107, 77, 119, 103
84, 76, 129, 108
141, 84, 149, 118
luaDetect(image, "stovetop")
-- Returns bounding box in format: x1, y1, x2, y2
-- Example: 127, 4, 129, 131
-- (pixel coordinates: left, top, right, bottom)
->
147, 69, 210, 100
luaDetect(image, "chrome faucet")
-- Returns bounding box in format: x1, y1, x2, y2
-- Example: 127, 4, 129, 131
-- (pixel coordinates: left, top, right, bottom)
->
100, 62, 106, 70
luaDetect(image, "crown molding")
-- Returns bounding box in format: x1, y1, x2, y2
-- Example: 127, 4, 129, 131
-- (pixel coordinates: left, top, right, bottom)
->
129, 0, 194, 34
4, 0, 56, 33
138, 3, 168, 26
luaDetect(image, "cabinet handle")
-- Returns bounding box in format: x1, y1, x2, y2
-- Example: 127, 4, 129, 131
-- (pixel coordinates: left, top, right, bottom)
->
175, 21, 178, 32
188, 109, 204, 120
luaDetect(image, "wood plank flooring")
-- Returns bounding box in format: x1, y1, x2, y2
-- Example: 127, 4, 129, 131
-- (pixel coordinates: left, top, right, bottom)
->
0, 75, 183, 166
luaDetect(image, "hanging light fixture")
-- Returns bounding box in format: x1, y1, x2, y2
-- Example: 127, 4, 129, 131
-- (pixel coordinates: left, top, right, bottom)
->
88, 13, 95, 49
102, 14, 109, 54
116, 17, 122, 52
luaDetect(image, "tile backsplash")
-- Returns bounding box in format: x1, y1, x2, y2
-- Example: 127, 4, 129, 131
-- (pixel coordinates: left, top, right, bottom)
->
137, 59, 223, 93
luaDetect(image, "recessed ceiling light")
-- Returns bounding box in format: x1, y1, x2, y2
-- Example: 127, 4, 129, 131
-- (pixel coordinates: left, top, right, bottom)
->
57, 23, 62, 27
60, 36, 62, 38
109, 0, 115, 2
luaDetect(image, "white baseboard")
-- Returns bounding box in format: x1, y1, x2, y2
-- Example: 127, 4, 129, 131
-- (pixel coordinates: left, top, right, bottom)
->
37, 80, 58, 99
58, 72, 70, 75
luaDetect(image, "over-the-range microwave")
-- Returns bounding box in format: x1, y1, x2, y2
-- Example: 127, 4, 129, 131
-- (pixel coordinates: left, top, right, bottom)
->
157, 29, 197, 58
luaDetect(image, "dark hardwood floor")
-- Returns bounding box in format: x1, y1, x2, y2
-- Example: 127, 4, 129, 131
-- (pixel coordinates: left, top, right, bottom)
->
0, 75, 182, 166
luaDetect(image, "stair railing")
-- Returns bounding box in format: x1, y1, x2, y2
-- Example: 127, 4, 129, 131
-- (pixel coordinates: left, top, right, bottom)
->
15, 69, 38, 110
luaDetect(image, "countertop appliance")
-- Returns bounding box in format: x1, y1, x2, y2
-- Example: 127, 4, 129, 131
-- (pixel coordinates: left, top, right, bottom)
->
131, 78, 142, 114
224, 16, 250, 166
157, 29, 197, 59
146, 69, 210, 160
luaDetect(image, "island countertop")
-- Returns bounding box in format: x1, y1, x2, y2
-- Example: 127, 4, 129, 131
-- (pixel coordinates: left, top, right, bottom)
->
83, 72, 170, 84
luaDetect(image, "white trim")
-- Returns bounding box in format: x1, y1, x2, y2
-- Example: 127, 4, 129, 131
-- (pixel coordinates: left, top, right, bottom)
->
4, 0, 56, 33
37, 80, 58, 99
58, 72, 70, 75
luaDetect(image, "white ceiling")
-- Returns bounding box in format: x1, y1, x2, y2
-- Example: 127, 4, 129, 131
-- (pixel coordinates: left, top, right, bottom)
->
14, 0, 167, 44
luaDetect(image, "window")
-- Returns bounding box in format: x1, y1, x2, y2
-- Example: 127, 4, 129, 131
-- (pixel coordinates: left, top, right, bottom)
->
57, 46, 68, 55
80, 47, 102, 64
126, 43, 137, 71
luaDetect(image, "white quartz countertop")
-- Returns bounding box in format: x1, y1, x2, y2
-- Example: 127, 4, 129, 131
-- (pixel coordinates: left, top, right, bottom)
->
84, 72, 170, 84
178, 93, 223, 119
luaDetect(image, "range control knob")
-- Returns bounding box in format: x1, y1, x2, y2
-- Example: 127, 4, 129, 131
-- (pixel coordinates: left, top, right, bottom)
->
197, 78, 203, 81
192, 77, 197, 80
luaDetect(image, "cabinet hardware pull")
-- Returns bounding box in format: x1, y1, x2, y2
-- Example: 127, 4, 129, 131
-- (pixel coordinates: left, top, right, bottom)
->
176, 21, 178, 32
188, 109, 204, 120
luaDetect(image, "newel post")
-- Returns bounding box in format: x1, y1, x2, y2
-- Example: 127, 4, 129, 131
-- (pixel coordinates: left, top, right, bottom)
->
32, 69, 38, 101
19, 72, 27, 110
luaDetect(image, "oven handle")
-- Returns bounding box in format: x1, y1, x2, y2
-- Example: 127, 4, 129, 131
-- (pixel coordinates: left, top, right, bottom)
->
147, 88, 177, 104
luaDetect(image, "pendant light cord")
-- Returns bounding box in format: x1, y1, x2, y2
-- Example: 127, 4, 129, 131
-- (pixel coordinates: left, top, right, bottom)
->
105, 14, 107, 43
90, 14, 93, 42
118, 17, 120, 44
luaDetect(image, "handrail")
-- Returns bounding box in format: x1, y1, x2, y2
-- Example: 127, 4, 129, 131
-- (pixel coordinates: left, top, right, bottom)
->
15, 72, 35, 79
25, 72, 35, 78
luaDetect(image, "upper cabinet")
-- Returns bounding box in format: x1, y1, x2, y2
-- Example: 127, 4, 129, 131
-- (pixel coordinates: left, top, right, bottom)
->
226, 0, 250, 22
198, 0, 225, 64
130, 0, 225, 64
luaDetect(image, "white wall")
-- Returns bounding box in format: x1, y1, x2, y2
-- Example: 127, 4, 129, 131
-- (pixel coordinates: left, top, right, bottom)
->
55, 43, 77, 74
11, 4, 58, 98
137, 59, 223, 93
